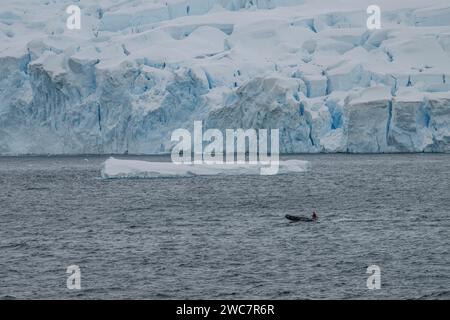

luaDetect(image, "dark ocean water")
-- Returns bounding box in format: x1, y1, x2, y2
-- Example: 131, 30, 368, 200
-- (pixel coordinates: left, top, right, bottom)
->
0, 154, 449, 299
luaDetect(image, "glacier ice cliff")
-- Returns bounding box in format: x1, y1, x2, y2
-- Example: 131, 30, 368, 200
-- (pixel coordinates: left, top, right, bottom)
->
0, 0, 450, 154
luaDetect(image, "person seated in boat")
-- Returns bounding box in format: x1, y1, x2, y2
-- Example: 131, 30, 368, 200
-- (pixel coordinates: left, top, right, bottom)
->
312, 210, 318, 221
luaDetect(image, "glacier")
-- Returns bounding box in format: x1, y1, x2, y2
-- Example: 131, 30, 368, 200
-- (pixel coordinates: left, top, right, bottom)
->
1, 0, 450, 154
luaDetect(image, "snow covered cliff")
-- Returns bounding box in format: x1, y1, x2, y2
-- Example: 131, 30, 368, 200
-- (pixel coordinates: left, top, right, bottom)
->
0, 0, 450, 154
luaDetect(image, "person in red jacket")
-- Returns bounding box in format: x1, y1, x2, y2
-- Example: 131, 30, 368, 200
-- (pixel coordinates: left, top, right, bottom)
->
312, 210, 318, 221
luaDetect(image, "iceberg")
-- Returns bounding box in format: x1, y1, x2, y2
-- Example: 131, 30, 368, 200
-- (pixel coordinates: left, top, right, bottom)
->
101, 157, 309, 179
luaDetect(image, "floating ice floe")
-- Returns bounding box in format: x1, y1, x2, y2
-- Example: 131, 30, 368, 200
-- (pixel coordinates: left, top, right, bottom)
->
101, 157, 309, 179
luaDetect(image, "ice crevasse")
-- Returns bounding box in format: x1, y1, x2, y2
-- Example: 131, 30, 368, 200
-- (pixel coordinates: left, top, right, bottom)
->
0, 0, 450, 154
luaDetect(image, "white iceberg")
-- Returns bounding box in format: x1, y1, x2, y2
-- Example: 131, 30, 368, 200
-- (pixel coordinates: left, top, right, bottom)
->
101, 157, 309, 179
